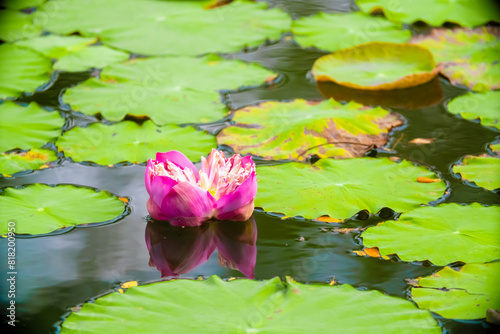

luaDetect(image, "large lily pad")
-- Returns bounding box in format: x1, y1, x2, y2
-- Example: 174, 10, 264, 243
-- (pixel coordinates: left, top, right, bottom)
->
447, 91, 500, 130
411, 262, 500, 319
15, 35, 129, 72
0, 149, 57, 177
356, 0, 500, 27
0, 44, 52, 99
292, 12, 410, 51
312, 42, 438, 90
34, 0, 291, 56
218, 99, 402, 161
0, 9, 42, 42
60, 276, 440, 333
0, 102, 64, 152
63, 55, 275, 124
410, 28, 500, 91
453, 156, 500, 191
362, 203, 500, 265
255, 158, 446, 220
56, 120, 216, 165
0, 184, 126, 235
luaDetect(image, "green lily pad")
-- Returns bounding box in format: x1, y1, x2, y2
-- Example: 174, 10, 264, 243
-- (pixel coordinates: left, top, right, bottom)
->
292, 12, 410, 51
447, 91, 500, 130
0, 102, 64, 152
312, 42, 438, 90
35, 0, 291, 56
0, 149, 57, 177
60, 276, 440, 333
411, 28, 500, 91
453, 156, 500, 191
411, 262, 500, 319
0, 44, 52, 99
56, 120, 216, 165
63, 55, 275, 124
0, 9, 42, 42
255, 158, 445, 220
15, 35, 129, 72
362, 203, 500, 265
490, 142, 500, 155
356, 0, 500, 27
0, 184, 126, 235
3, 0, 45, 10
218, 99, 403, 161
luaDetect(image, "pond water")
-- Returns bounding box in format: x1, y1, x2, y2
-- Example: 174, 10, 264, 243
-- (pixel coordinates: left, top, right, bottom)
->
1, 0, 499, 333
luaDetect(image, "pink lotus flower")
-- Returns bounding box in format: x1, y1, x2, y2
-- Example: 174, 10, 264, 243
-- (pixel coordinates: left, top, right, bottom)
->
145, 149, 257, 226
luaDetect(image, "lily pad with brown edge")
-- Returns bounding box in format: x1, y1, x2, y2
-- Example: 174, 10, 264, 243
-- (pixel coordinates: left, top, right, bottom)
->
447, 91, 500, 130
0, 44, 52, 99
292, 11, 410, 52
0, 149, 57, 177
217, 99, 403, 161
255, 158, 446, 220
411, 262, 500, 320
452, 156, 500, 191
0, 184, 126, 235
312, 42, 439, 90
0, 101, 64, 152
317, 77, 443, 110
56, 120, 216, 165
356, 0, 500, 28
361, 203, 500, 265
410, 27, 500, 91
34, 0, 291, 56
58, 276, 440, 333
63, 55, 275, 125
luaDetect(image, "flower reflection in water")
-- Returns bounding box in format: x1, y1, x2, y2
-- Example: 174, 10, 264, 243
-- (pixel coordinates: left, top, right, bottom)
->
145, 216, 257, 278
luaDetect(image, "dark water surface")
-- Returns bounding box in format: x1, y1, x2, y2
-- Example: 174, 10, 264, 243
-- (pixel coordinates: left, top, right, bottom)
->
1, 0, 500, 333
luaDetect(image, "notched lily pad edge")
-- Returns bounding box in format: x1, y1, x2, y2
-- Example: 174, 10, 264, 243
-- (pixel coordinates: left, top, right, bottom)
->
0, 183, 131, 238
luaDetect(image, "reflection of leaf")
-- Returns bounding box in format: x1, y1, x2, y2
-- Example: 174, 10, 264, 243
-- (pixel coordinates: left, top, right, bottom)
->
447, 91, 500, 130
60, 276, 440, 333
357, 0, 500, 27
362, 203, 500, 265
453, 156, 500, 191
63, 55, 275, 124
411, 28, 500, 91
0, 102, 63, 152
411, 262, 500, 320
218, 99, 402, 161
255, 158, 445, 220
0, 184, 126, 235
35, 0, 291, 56
292, 12, 410, 51
0, 149, 57, 176
56, 120, 216, 165
312, 42, 438, 90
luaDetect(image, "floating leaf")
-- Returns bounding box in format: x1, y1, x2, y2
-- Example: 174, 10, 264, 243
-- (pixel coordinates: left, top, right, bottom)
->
0, 9, 42, 42
312, 42, 438, 90
292, 12, 410, 51
0, 184, 126, 235
411, 28, 500, 91
60, 276, 440, 333
3, 0, 45, 10
0, 44, 52, 99
218, 99, 402, 161
356, 0, 500, 27
56, 120, 216, 165
63, 55, 275, 124
362, 203, 500, 265
447, 91, 500, 130
0, 102, 64, 152
453, 156, 500, 191
255, 158, 445, 219
411, 262, 500, 319
15, 35, 129, 72
0, 149, 57, 177
35, 0, 291, 56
